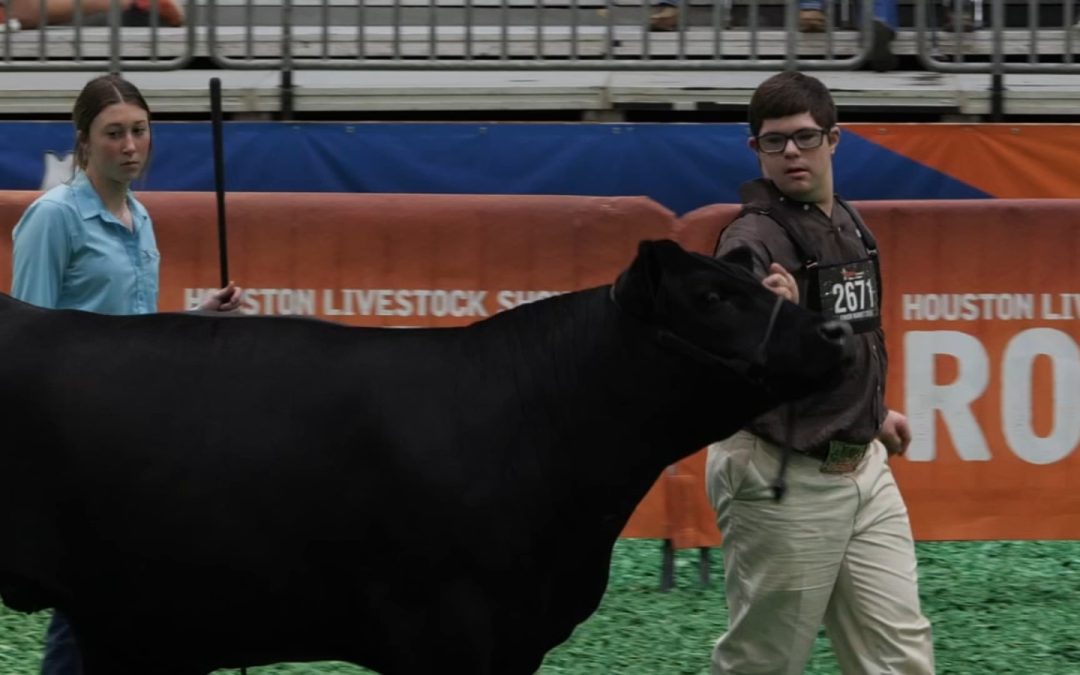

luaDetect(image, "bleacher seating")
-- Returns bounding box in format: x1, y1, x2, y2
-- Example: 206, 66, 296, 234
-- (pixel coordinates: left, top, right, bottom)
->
0, 0, 1077, 118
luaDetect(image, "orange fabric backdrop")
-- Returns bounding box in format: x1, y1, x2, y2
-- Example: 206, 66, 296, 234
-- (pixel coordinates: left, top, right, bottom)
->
0, 190, 704, 541
845, 124, 1080, 199
0, 191, 676, 322
3, 192, 1079, 544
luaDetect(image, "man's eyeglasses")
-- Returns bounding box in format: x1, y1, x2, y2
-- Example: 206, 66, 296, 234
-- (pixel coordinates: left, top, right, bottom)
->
755, 128, 830, 154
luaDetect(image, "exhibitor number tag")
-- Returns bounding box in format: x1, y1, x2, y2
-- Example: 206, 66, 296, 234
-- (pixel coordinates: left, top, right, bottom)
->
816, 258, 880, 324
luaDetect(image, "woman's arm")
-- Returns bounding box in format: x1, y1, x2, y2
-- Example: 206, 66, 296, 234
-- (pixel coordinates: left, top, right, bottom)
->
12, 201, 73, 310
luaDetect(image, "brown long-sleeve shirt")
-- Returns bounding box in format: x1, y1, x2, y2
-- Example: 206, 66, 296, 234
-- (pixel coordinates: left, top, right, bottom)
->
715, 179, 887, 452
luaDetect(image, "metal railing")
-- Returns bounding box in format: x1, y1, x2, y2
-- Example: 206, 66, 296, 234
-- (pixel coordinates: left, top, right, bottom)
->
0, 0, 196, 70
916, 0, 1079, 73
202, 0, 880, 70
1, 0, 1078, 76
0, 0, 889, 71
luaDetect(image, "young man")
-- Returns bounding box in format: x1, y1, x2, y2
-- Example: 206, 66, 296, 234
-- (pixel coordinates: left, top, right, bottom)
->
707, 71, 934, 675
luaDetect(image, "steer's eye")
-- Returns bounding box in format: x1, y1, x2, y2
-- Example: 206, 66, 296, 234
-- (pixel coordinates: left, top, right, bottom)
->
702, 291, 722, 306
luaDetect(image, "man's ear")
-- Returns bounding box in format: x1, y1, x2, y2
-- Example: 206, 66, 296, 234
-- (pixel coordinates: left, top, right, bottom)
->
828, 126, 840, 153
748, 136, 758, 153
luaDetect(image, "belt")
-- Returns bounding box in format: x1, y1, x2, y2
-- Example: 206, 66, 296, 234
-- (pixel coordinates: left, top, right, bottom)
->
800, 440, 871, 474
802, 443, 833, 461
801, 440, 871, 463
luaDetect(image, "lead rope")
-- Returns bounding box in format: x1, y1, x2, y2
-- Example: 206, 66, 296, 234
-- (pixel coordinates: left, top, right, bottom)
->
771, 406, 801, 503
759, 296, 793, 503
754, 296, 793, 503
753, 295, 784, 369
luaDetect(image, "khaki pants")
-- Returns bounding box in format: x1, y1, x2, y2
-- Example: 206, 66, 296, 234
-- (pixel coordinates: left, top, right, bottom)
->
706, 431, 934, 675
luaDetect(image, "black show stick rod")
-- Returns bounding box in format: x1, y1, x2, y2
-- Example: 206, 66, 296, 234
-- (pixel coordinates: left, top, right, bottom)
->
210, 79, 245, 675
210, 77, 230, 289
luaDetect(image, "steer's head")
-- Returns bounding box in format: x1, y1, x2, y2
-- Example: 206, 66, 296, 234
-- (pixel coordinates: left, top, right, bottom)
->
612, 239, 852, 403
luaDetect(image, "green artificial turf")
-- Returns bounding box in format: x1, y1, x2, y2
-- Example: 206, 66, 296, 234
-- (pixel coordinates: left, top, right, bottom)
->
1, 539, 1077, 674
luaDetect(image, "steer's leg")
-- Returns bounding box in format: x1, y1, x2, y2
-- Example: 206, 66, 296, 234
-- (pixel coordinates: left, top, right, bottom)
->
79, 643, 208, 675
66, 611, 211, 675
380, 578, 497, 675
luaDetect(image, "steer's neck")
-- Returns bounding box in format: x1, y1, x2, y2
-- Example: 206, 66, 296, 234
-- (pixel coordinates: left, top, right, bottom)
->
499, 287, 741, 490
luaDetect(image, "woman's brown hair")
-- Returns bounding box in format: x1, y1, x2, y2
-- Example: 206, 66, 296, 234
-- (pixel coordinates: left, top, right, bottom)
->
72, 74, 152, 170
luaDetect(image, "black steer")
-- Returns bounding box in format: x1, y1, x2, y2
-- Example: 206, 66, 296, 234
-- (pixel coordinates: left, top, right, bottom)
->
0, 239, 850, 675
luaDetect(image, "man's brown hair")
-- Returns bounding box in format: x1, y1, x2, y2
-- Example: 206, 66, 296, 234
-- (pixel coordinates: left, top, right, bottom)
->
748, 71, 837, 137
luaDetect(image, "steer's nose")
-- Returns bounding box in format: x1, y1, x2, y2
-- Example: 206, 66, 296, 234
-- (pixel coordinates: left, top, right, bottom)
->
818, 320, 855, 365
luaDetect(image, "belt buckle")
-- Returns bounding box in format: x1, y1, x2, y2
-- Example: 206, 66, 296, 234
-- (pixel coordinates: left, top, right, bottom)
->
819, 440, 868, 474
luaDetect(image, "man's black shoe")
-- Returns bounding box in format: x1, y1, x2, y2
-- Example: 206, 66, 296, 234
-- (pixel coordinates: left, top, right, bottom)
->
868, 19, 897, 73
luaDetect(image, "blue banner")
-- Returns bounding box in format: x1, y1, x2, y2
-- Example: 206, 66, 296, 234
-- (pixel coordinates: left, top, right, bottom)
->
0, 122, 987, 215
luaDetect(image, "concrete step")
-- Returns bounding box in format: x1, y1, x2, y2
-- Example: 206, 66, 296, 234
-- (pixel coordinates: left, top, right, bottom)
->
0, 68, 1076, 117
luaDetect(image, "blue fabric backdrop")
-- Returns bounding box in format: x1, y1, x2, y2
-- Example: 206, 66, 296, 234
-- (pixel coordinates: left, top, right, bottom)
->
0, 122, 988, 215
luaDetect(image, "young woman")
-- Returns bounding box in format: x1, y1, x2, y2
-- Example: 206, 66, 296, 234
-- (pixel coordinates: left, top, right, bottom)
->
11, 73, 239, 675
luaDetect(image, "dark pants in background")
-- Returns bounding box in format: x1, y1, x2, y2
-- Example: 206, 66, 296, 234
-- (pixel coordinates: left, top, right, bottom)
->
41, 611, 82, 675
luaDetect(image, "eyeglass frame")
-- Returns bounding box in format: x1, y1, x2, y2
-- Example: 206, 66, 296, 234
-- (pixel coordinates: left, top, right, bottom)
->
753, 127, 834, 155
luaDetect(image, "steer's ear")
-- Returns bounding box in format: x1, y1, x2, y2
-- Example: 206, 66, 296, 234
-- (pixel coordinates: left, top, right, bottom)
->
719, 245, 756, 273
612, 239, 684, 319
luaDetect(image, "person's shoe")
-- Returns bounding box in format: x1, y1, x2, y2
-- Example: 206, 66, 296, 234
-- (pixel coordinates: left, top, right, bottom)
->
124, 0, 185, 27
867, 19, 897, 72
649, 5, 678, 32
799, 8, 826, 33
943, 10, 975, 32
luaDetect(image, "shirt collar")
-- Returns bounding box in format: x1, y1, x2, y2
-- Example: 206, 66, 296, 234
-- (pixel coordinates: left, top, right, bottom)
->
738, 178, 811, 209
739, 178, 836, 220
71, 170, 149, 230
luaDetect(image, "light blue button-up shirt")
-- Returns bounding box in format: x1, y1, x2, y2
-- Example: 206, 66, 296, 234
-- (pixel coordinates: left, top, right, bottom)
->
11, 171, 160, 315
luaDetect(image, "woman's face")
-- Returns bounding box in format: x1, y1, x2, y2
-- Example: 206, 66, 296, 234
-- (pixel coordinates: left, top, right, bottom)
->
82, 101, 151, 185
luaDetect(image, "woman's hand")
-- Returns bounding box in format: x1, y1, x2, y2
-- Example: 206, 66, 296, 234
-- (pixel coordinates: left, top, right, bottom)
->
879, 409, 912, 456
198, 281, 243, 312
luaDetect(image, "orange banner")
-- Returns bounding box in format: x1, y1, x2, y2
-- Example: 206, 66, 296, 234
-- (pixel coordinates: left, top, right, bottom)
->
679, 199, 1080, 541
0, 189, 702, 541
0, 191, 676, 324
619, 450, 721, 547
4, 192, 1079, 543
845, 124, 1080, 199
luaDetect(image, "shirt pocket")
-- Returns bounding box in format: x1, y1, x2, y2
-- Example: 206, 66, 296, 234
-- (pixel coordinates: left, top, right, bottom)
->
707, 432, 760, 504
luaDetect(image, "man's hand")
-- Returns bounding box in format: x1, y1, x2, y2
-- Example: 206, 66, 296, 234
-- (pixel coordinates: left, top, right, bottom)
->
198, 281, 243, 312
879, 409, 912, 456
762, 262, 799, 303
